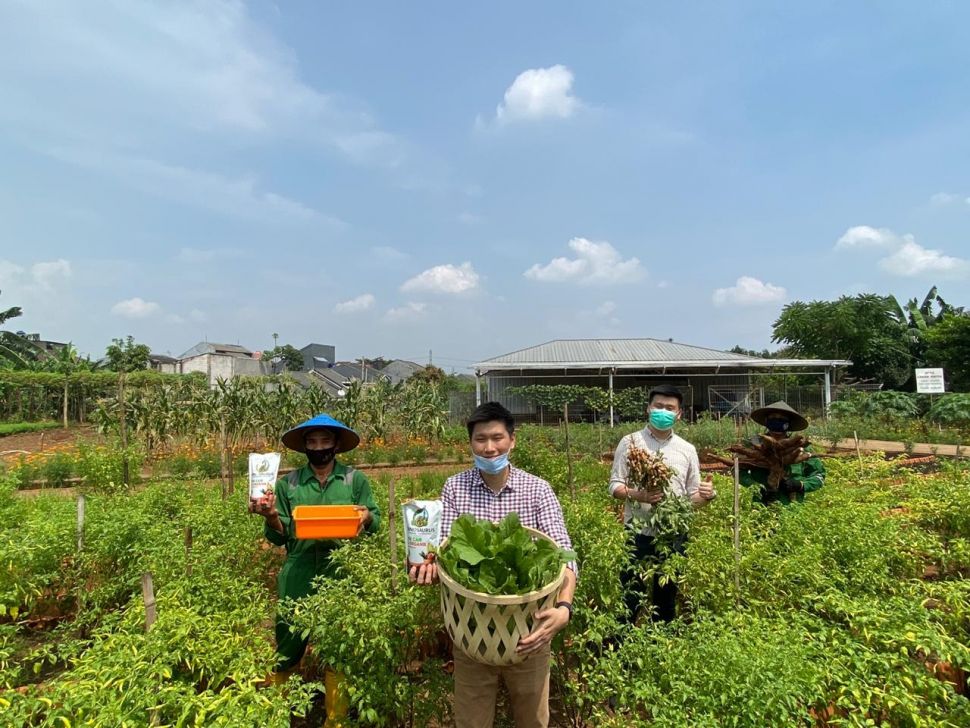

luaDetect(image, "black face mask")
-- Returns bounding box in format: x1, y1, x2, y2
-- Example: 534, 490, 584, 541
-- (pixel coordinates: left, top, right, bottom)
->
306, 447, 337, 467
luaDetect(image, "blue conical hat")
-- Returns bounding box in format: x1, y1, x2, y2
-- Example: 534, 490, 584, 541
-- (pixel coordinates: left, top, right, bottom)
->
281, 413, 360, 453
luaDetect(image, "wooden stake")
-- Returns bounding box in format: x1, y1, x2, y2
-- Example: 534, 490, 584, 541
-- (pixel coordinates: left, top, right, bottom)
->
388, 478, 398, 595
733, 458, 741, 600
184, 527, 193, 578
853, 430, 865, 479
220, 416, 228, 500
119, 374, 129, 487
564, 403, 574, 500
76, 494, 85, 552
141, 572, 156, 631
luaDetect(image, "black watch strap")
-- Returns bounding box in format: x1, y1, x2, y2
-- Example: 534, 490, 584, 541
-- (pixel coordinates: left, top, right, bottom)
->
555, 601, 573, 619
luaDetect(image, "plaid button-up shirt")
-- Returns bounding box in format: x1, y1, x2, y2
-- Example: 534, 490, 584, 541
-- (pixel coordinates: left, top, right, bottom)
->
441, 466, 577, 573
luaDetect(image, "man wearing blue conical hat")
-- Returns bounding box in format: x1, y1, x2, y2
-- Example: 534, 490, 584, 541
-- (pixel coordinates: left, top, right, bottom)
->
250, 413, 380, 715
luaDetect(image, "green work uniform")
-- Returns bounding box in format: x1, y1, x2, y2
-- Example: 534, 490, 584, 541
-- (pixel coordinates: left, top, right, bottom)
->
265, 461, 381, 671
739, 444, 825, 506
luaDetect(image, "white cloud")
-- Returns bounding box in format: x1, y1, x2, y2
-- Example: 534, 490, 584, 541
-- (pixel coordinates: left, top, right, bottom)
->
879, 241, 970, 277
835, 225, 969, 278
930, 192, 961, 206
46, 147, 340, 226
494, 65, 581, 124
189, 309, 208, 323
712, 277, 787, 307
334, 293, 376, 314
595, 301, 617, 316
0, 2, 399, 160
525, 238, 644, 285
457, 212, 484, 225
0, 260, 25, 284
30, 259, 72, 289
176, 248, 218, 264
401, 262, 480, 294
575, 299, 620, 328
835, 225, 903, 250
384, 302, 427, 323
111, 297, 160, 319
176, 247, 247, 264
0, 258, 72, 297
372, 246, 409, 263
164, 313, 185, 325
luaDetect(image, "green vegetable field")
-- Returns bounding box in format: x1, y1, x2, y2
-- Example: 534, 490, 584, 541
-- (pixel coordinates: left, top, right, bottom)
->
1, 433, 968, 726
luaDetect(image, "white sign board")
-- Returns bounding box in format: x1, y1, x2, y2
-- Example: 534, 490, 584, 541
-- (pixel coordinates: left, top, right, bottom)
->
915, 368, 945, 394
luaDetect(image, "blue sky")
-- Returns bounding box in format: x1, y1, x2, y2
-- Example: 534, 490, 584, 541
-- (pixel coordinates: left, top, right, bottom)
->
1, 1, 968, 371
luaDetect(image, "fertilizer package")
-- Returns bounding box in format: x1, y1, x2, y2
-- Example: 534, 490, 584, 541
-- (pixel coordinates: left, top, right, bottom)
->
402, 499, 444, 566
248, 452, 281, 500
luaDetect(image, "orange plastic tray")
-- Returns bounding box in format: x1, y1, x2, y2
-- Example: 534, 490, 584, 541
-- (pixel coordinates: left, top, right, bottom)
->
292, 505, 364, 540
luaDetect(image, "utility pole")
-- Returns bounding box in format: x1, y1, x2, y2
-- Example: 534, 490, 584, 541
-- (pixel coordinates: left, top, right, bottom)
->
429, 349, 432, 366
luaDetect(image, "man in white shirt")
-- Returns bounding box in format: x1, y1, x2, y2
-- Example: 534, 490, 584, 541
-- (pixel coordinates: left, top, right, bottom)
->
608, 384, 715, 623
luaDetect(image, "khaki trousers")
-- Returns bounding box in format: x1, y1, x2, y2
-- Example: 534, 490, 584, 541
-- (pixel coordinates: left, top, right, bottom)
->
453, 646, 551, 728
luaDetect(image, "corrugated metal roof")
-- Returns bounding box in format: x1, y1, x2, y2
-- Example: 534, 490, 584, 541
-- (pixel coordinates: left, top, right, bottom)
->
475, 339, 850, 371
480, 339, 751, 365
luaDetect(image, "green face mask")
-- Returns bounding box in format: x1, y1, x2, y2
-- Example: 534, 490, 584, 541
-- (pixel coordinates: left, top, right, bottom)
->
648, 408, 677, 430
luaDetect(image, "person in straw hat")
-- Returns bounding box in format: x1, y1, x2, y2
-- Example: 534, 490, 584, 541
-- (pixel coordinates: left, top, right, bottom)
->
410, 401, 576, 728
740, 400, 826, 505
250, 414, 380, 725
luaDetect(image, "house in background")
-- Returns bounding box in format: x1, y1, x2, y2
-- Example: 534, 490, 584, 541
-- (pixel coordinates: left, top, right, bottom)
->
148, 353, 178, 374
320, 361, 385, 383
177, 342, 268, 385
21, 333, 69, 357
381, 359, 424, 384
169, 339, 426, 392
300, 343, 336, 371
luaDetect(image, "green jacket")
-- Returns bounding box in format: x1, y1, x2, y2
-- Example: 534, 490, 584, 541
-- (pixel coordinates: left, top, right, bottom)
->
266, 461, 380, 599
738, 444, 825, 505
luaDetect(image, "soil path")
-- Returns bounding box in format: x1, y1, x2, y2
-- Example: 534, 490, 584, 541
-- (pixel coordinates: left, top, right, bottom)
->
0, 425, 99, 455
834, 438, 967, 457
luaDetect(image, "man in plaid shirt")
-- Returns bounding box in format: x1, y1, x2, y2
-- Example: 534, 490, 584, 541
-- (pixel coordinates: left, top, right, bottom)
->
410, 402, 576, 728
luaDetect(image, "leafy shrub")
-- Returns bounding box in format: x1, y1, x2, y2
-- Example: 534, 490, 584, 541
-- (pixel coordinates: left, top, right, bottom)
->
830, 390, 921, 421
289, 533, 451, 727
41, 452, 74, 488
75, 442, 144, 492
192, 450, 222, 479
928, 393, 970, 429
165, 453, 195, 479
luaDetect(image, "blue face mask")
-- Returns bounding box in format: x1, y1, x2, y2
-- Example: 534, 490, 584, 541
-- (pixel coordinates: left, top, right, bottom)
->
648, 408, 677, 431
474, 452, 510, 474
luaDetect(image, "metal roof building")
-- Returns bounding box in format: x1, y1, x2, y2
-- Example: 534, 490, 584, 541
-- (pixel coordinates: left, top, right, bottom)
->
474, 338, 851, 424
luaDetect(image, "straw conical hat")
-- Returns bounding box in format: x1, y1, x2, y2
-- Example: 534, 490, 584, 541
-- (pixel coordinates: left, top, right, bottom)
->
750, 401, 808, 432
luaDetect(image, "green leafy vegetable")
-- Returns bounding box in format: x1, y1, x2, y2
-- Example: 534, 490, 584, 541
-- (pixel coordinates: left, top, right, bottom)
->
438, 513, 575, 595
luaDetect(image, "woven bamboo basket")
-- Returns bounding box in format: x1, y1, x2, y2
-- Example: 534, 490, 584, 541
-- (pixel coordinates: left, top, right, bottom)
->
437, 527, 567, 667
